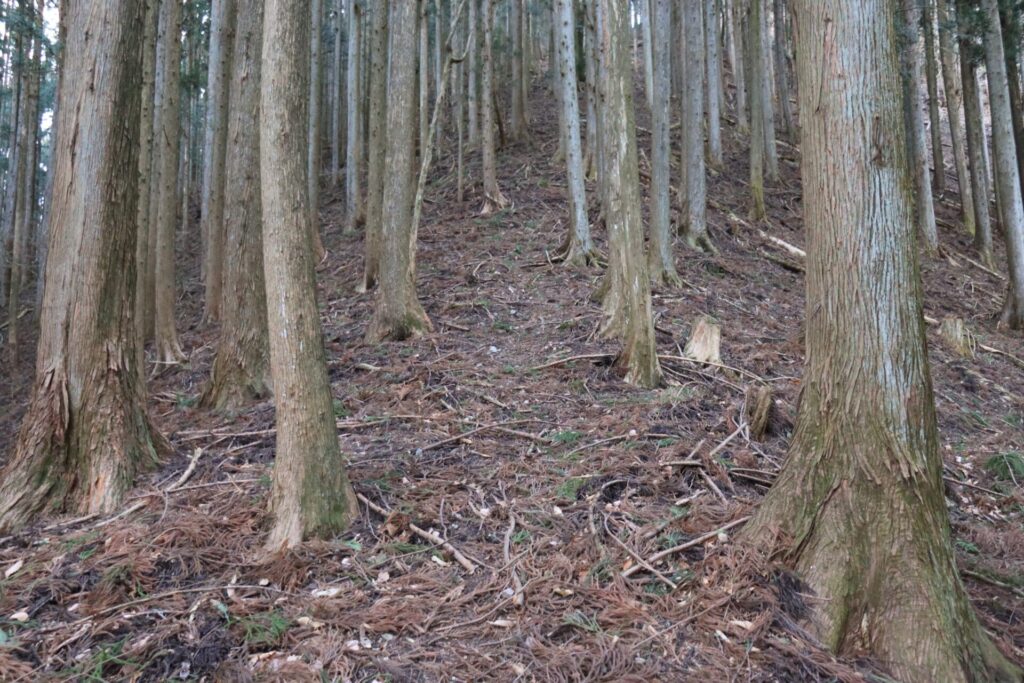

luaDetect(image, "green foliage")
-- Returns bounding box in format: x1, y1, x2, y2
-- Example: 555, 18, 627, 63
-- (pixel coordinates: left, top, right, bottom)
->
556, 477, 585, 500
552, 430, 582, 445
985, 452, 1024, 483
236, 610, 292, 648
562, 610, 601, 633
956, 539, 980, 555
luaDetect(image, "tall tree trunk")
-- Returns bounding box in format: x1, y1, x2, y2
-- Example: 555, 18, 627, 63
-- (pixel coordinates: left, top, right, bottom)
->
748, 0, 767, 220
742, 2, 1021, 679
640, 0, 653, 110
771, 0, 793, 142
419, 1, 430, 154
261, 0, 357, 551
980, 0, 1024, 329
901, 0, 939, 256
648, 0, 680, 286
510, 0, 527, 139
757, 0, 777, 180
360, 0, 388, 292
706, 0, 724, 169
553, 0, 595, 267
366, 0, 433, 342
595, 0, 661, 389
201, 0, 270, 410
729, 0, 749, 133
345, 0, 364, 234
307, 0, 325, 252
480, 0, 507, 213
582, 1, 599, 180
936, 0, 975, 236
682, 0, 712, 252
0, 22, 23, 308
961, 54, 994, 264
136, 0, 161, 358
923, 0, 944, 195
153, 0, 186, 365
331, 0, 345, 189
467, 0, 479, 146
0, 0, 160, 532
199, 0, 235, 324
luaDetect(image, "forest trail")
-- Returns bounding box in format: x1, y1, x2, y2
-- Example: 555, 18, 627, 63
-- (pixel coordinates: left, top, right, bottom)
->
1, 83, 1023, 680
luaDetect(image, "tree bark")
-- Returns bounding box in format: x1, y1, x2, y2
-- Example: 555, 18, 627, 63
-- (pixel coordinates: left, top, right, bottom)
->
201, 0, 270, 411
199, 0, 235, 324
980, 0, 1024, 329
0, 0, 160, 532
771, 0, 793, 143
153, 0, 186, 365
742, 2, 1021, 679
961, 53, 994, 263
553, 0, 595, 267
936, 0, 975, 236
706, 0, 724, 169
135, 0, 161, 358
344, 0, 365, 234
307, 0, 325, 254
360, 0, 388, 292
331, 0, 345, 189
480, 0, 507, 213
468, 0, 479, 146
366, 0, 433, 343
595, 0, 662, 389
682, 0, 713, 252
640, 0, 653, 110
901, 0, 939, 256
648, 0, 680, 286
510, 0, 528, 139
730, 0, 749, 133
748, 0, 767, 220
923, 0, 944, 195
261, 0, 357, 551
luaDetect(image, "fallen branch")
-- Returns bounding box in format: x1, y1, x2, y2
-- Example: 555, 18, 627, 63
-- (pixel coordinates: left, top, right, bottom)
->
531, 353, 613, 371
420, 420, 539, 452
621, 516, 751, 579
605, 515, 677, 591
357, 493, 476, 574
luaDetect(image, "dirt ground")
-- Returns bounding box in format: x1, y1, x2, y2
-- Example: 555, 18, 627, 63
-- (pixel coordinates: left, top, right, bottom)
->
1, 84, 1023, 681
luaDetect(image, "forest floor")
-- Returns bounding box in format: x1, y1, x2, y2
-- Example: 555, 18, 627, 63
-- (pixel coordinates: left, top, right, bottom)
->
1, 85, 1024, 681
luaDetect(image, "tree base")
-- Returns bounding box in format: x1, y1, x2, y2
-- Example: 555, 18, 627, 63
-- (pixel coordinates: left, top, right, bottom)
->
365, 301, 433, 343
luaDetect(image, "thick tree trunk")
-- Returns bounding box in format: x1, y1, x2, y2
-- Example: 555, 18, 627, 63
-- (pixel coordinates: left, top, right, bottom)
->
366, 0, 433, 343
199, 0, 235, 324
648, 0, 680, 287
742, 2, 1021, 679
553, 0, 595, 267
0, 0, 160, 532
261, 0, 357, 551
344, 0, 365, 234
201, 0, 270, 411
595, 0, 661, 389
706, 0, 724, 169
901, 0, 939, 256
360, 0, 388, 292
480, 0, 507, 213
936, 0, 975, 236
980, 0, 1024, 329
153, 0, 186, 365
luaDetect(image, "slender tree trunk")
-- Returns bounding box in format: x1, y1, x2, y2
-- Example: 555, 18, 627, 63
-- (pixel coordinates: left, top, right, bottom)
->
331, 0, 345, 189
757, 0, 777, 180
201, 0, 270, 410
730, 0, 748, 133
640, 0, 653, 110
261, 0, 357, 551
510, 0, 528, 139
748, 0, 767, 220
980, 0, 1024, 329
0, 26, 22, 310
419, 1, 430, 153
595, 0, 661, 389
649, 0, 680, 286
901, 0, 939, 256
771, 0, 793, 142
480, 0, 507, 213
582, 2, 599, 180
467, 0, 479, 146
360, 0, 388, 292
961, 55, 994, 263
0, 0, 160, 532
937, 0, 975, 236
682, 0, 712, 252
344, 0, 365, 233
706, 0, 724, 169
553, 0, 595, 267
136, 0, 161, 356
366, 0, 433, 342
307, 0, 325, 251
923, 0, 944, 195
199, 0, 235, 324
742, 2, 1021, 679
153, 0, 186, 365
